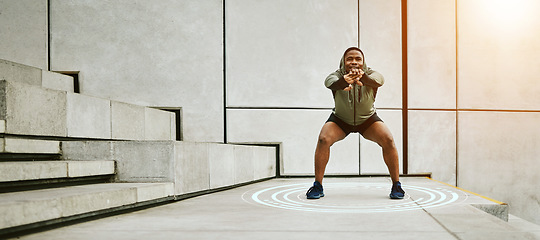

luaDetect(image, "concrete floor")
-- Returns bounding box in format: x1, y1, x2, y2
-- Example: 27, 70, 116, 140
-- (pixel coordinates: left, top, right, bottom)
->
10, 177, 540, 240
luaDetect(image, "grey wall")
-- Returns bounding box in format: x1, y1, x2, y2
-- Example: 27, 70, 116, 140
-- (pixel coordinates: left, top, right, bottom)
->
0, 0, 48, 70
1, 0, 540, 224
456, 0, 540, 225
48, 0, 224, 142
225, 0, 360, 176
406, 0, 457, 185
405, 0, 540, 225
226, 0, 357, 109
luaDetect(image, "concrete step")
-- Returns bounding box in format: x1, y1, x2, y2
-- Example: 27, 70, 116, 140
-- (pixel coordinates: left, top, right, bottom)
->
0, 182, 174, 231
0, 160, 115, 182
0, 80, 175, 140
0, 138, 60, 155
1, 58, 74, 92
61, 140, 277, 196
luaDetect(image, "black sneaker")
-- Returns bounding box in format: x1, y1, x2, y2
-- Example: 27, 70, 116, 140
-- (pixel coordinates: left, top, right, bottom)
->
306, 181, 324, 199
389, 181, 405, 199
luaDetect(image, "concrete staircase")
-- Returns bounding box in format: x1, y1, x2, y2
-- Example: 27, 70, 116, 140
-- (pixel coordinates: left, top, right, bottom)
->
0, 137, 175, 236
0, 59, 276, 237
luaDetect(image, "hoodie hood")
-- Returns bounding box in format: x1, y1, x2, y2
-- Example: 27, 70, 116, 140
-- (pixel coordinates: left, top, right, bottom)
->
338, 47, 368, 76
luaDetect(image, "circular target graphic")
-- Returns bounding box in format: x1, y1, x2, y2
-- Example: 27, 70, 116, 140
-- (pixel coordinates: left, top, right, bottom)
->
242, 182, 467, 213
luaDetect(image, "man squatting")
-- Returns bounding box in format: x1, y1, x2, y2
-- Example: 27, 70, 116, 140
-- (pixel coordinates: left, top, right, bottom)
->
306, 47, 405, 199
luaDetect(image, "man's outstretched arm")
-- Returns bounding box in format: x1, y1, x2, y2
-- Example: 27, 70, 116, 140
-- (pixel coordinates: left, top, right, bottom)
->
359, 67, 384, 88
325, 73, 349, 90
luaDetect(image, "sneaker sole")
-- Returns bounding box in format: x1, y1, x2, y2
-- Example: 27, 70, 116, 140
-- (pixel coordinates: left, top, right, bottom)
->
307, 193, 325, 199
389, 194, 404, 199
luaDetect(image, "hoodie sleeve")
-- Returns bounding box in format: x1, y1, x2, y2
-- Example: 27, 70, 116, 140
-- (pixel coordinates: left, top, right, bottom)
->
360, 67, 384, 88
325, 71, 349, 90
326, 68, 384, 90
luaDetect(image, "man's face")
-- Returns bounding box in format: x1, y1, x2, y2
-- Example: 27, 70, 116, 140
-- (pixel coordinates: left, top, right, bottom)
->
344, 50, 363, 72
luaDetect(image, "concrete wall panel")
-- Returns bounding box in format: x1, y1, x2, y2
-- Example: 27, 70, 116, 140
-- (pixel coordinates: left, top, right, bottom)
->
226, 0, 358, 108
360, 110, 402, 174
42, 71, 74, 92
0, 0, 48, 69
359, 0, 402, 109
254, 146, 276, 180
209, 143, 235, 188
408, 110, 456, 184
49, 0, 224, 142
234, 145, 255, 184
112, 141, 175, 183
175, 142, 210, 194
67, 160, 115, 178
1, 81, 67, 136
0, 59, 42, 86
61, 141, 114, 161
227, 109, 359, 175
458, 0, 540, 110
210, 144, 275, 188
144, 108, 175, 141
458, 111, 540, 224
408, 0, 456, 109
66, 93, 111, 139
111, 101, 145, 140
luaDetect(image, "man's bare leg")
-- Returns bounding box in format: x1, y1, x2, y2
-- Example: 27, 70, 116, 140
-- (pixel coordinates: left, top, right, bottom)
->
362, 121, 400, 183
314, 122, 347, 183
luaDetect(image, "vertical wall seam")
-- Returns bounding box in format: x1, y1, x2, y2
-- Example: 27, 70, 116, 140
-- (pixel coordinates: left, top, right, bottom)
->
401, 0, 408, 174
223, 0, 228, 144
455, 0, 459, 187
47, 0, 51, 71
357, 0, 361, 48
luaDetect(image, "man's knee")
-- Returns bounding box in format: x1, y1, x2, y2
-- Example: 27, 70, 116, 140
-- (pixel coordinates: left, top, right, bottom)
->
317, 122, 345, 147
378, 135, 396, 149
318, 134, 336, 147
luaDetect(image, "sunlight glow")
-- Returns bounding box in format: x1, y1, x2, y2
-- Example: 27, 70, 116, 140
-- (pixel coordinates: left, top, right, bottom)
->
478, 0, 537, 31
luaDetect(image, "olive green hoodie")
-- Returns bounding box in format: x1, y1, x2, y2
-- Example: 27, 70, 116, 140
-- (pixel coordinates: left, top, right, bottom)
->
324, 47, 384, 126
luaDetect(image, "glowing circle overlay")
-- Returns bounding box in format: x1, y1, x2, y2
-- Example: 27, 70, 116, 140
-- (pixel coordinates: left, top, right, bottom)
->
242, 182, 467, 213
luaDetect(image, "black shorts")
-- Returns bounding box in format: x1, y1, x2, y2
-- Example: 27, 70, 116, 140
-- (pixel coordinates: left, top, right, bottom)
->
326, 112, 383, 136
